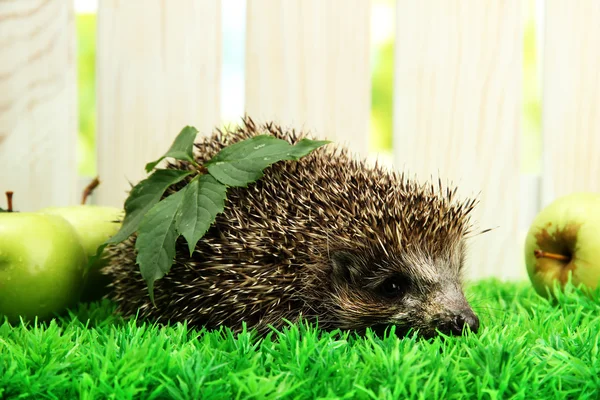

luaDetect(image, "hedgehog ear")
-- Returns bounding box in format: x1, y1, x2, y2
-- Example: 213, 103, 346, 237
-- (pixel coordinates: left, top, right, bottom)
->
331, 251, 362, 284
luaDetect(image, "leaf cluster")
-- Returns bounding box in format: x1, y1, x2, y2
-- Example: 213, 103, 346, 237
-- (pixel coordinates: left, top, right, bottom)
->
101, 126, 329, 302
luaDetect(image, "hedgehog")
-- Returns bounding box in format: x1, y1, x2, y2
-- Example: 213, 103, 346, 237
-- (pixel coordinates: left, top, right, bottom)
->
103, 117, 482, 338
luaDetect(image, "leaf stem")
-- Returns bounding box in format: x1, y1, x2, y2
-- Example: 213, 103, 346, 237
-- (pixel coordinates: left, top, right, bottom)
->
196, 164, 208, 175
5, 191, 13, 212
81, 176, 101, 205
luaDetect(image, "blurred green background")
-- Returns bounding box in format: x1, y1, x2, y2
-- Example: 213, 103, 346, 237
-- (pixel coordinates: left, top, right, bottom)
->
76, 0, 541, 177
76, 13, 96, 177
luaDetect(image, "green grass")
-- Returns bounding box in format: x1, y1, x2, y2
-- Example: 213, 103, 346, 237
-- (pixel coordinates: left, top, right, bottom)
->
1, 280, 599, 399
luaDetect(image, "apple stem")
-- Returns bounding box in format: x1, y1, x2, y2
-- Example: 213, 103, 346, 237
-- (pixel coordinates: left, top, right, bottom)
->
5, 191, 13, 212
81, 176, 101, 205
534, 249, 570, 262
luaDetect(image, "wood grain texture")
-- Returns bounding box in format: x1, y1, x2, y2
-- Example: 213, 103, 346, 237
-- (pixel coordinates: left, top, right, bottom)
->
96, 0, 221, 207
541, 0, 600, 206
393, 0, 523, 280
245, 0, 371, 157
0, 0, 77, 211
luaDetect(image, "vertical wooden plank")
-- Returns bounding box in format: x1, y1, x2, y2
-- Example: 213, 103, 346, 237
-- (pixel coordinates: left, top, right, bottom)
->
245, 0, 371, 157
393, 1, 523, 280
541, 1, 600, 206
0, 0, 77, 211
96, 0, 221, 207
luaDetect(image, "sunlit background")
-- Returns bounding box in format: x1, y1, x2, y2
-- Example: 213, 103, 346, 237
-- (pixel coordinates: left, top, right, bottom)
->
74, 0, 542, 179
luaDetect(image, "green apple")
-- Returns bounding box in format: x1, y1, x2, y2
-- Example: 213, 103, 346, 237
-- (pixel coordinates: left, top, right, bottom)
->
0, 213, 87, 323
38, 205, 123, 302
524, 192, 600, 298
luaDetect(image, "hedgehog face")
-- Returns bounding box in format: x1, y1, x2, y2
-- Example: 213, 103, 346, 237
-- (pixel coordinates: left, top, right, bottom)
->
328, 246, 479, 337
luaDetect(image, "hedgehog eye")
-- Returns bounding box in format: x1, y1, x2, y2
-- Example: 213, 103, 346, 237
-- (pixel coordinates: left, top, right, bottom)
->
379, 275, 408, 298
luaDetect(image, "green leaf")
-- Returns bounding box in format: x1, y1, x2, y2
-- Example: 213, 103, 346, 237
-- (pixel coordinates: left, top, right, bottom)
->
107, 169, 192, 245
0, 207, 6, 212
144, 126, 199, 172
135, 188, 186, 303
176, 174, 227, 255
287, 138, 331, 158
204, 135, 330, 187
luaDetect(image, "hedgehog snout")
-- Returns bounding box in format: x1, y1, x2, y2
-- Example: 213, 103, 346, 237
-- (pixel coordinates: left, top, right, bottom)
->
448, 309, 479, 334
426, 307, 479, 336
427, 284, 480, 335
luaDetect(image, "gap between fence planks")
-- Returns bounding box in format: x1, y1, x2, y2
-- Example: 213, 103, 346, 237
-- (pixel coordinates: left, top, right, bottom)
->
95, 0, 221, 208
393, 0, 523, 280
541, 0, 600, 206
245, 0, 371, 158
0, 0, 77, 211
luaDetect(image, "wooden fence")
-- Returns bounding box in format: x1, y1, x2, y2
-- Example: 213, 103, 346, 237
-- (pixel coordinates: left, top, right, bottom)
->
1, 0, 599, 281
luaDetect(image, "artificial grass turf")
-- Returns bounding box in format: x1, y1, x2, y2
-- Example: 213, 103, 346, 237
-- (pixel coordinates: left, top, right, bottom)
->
1, 280, 599, 399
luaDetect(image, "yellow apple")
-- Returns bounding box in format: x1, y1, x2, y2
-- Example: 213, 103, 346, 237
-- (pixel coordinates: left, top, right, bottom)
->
38, 205, 123, 302
524, 192, 600, 298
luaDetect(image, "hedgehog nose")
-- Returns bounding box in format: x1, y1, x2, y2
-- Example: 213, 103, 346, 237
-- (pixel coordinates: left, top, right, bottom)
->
450, 310, 480, 335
